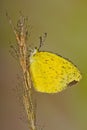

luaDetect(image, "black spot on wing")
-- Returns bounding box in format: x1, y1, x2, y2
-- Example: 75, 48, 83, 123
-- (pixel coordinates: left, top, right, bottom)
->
67, 80, 78, 87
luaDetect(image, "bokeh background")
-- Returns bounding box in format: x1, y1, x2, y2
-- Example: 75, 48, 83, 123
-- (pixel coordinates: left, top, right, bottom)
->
0, 0, 86, 130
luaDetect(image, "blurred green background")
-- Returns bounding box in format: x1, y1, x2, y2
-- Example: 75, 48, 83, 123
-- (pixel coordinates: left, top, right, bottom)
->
0, 0, 86, 130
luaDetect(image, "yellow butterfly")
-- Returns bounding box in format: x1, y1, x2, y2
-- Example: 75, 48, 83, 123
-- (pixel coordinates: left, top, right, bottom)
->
29, 35, 82, 93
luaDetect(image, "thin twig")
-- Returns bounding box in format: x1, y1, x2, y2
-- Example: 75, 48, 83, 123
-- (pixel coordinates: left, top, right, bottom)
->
7, 13, 37, 130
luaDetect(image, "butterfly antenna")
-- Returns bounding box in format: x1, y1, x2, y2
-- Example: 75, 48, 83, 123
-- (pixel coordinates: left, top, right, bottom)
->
38, 33, 47, 50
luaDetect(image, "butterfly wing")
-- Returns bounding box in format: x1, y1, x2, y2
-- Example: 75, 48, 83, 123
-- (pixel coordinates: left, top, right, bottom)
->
30, 51, 82, 93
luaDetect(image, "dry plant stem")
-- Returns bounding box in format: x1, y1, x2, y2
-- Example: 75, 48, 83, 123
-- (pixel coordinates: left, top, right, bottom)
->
8, 15, 37, 130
